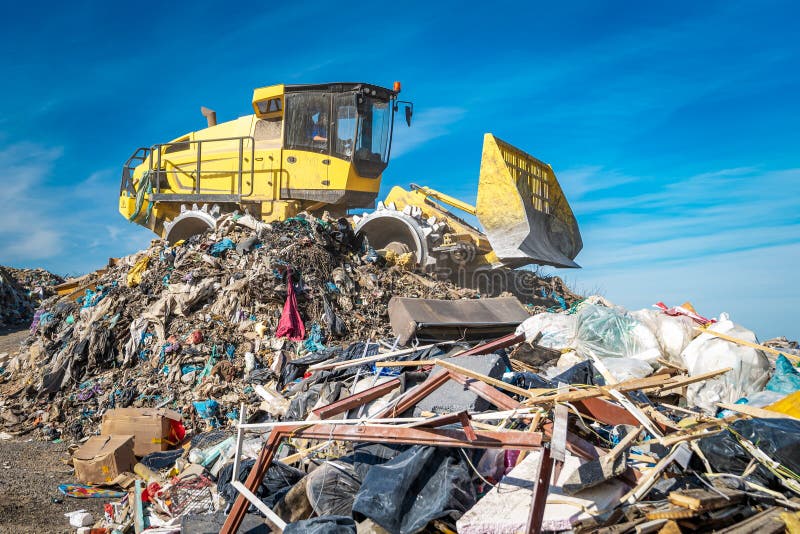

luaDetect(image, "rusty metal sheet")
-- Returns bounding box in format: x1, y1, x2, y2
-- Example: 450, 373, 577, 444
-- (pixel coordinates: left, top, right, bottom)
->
388, 296, 529, 345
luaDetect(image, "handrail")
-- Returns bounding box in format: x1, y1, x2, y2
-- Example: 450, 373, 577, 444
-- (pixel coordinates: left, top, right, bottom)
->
120, 147, 151, 195
148, 136, 256, 200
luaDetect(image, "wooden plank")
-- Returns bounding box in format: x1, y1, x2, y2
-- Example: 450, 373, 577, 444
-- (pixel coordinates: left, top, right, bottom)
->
715, 506, 785, 533
668, 488, 744, 511
231, 480, 286, 532
649, 367, 733, 394
697, 326, 800, 362
308, 343, 438, 371
279, 441, 331, 464
716, 402, 800, 421
434, 358, 536, 399
527, 374, 673, 405
375, 359, 436, 367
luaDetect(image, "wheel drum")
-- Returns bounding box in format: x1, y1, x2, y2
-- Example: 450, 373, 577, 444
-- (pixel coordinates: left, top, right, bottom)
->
354, 211, 432, 269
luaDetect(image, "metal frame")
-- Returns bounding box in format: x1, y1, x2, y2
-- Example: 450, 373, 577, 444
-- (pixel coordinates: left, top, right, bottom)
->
220, 423, 545, 534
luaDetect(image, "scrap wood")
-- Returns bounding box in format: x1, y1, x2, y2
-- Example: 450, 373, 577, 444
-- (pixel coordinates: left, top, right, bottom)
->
657, 358, 687, 373
279, 440, 332, 464
308, 343, 439, 371
642, 414, 743, 447
696, 326, 800, 362
432, 358, 537, 399
668, 488, 744, 512
714, 506, 786, 533
716, 402, 800, 421
525, 374, 673, 405
646, 367, 733, 394
620, 443, 692, 504
645, 506, 698, 520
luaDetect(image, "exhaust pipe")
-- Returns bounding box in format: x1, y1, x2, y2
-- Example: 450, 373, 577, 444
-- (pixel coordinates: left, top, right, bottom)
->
200, 106, 217, 127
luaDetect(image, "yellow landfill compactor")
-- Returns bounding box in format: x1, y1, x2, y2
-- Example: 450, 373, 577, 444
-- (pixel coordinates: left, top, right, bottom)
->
119, 82, 582, 292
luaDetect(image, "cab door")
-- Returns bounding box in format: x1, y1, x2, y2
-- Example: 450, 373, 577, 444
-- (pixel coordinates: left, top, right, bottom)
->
281, 91, 332, 200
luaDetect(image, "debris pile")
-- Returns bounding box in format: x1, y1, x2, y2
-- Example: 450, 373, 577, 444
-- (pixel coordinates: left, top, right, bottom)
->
3, 213, 799, 533
0, 265, 63, 328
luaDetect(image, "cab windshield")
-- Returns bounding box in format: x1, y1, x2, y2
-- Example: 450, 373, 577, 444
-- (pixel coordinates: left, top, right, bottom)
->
353, 96, 391, 177
283, 89, 394, 178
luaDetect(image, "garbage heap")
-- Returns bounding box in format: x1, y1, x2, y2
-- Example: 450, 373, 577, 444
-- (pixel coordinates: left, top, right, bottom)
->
0, 265, 63, 328
48, 290, 800, 533
0, 212, 572, 441
6, 213, 800, 534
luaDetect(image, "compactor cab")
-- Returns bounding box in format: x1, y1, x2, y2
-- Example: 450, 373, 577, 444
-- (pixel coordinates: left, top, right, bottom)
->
120, 82, 410, 242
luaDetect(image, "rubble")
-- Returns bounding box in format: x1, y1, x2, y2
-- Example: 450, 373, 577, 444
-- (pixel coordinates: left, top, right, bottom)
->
2, 212, 799, 533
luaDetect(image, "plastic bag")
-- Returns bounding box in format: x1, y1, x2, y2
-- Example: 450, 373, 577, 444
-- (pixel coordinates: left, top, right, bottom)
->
680, 313, 770, 414
631, 309, 697, 363
515, 312, 577, 348
574, 304, 662, 365
284, 516, 356, 534
600, 357, 654, 382
217, 459, 305, 511
351, 445, 476, 534
697, 418, 800, 490
765, 355, 800, 395
306, 461, 362, 516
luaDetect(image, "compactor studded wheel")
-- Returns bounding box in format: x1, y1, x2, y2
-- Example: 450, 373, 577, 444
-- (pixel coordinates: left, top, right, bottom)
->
353, 202, 444, 271
163, 204, 222, 244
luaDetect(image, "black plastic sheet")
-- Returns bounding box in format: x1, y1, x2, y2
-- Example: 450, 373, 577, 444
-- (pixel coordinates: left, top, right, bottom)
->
697, 418, 800, 491
217, 459, 305, 512
351, 445, 476, 534
284, 515, 357, 534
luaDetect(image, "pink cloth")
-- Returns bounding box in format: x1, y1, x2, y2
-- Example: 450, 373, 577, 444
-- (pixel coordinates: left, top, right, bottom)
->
276, 270, 305, 341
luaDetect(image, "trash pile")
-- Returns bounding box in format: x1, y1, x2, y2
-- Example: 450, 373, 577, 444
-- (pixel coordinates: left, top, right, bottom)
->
3, 213, 800, 533
0, 265, 63, 328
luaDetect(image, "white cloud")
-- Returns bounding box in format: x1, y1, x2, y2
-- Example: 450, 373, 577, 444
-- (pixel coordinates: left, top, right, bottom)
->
0, 140, 152, 273
566, 242, 800, 341
0, 142, 65, 261
558, 164, 800, 340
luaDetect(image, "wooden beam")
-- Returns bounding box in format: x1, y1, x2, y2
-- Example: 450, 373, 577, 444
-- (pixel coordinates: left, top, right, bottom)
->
308, 343, 438, 371
697, 326, 800, 362
649, 367, 733, 394
716, 402, 800, 421
434, 358, 535, 399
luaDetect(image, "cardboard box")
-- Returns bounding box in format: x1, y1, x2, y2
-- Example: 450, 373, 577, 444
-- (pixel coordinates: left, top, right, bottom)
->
100, 408, 183, 456
73, 435, 136, 485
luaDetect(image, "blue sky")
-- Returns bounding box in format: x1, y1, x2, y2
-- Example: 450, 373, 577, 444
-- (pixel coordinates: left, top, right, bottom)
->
1, 1, 797, 340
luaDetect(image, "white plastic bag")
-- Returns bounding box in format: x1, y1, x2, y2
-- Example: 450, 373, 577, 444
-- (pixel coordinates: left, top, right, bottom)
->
631, 309, 697, 363
680, 313, 770, 414
599, 357, 654, 382
515, 312, 578, 349
573, 304, 662, 366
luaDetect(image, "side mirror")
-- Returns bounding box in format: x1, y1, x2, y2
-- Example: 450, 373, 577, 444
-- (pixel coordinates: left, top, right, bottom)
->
405, 105, 413, 127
